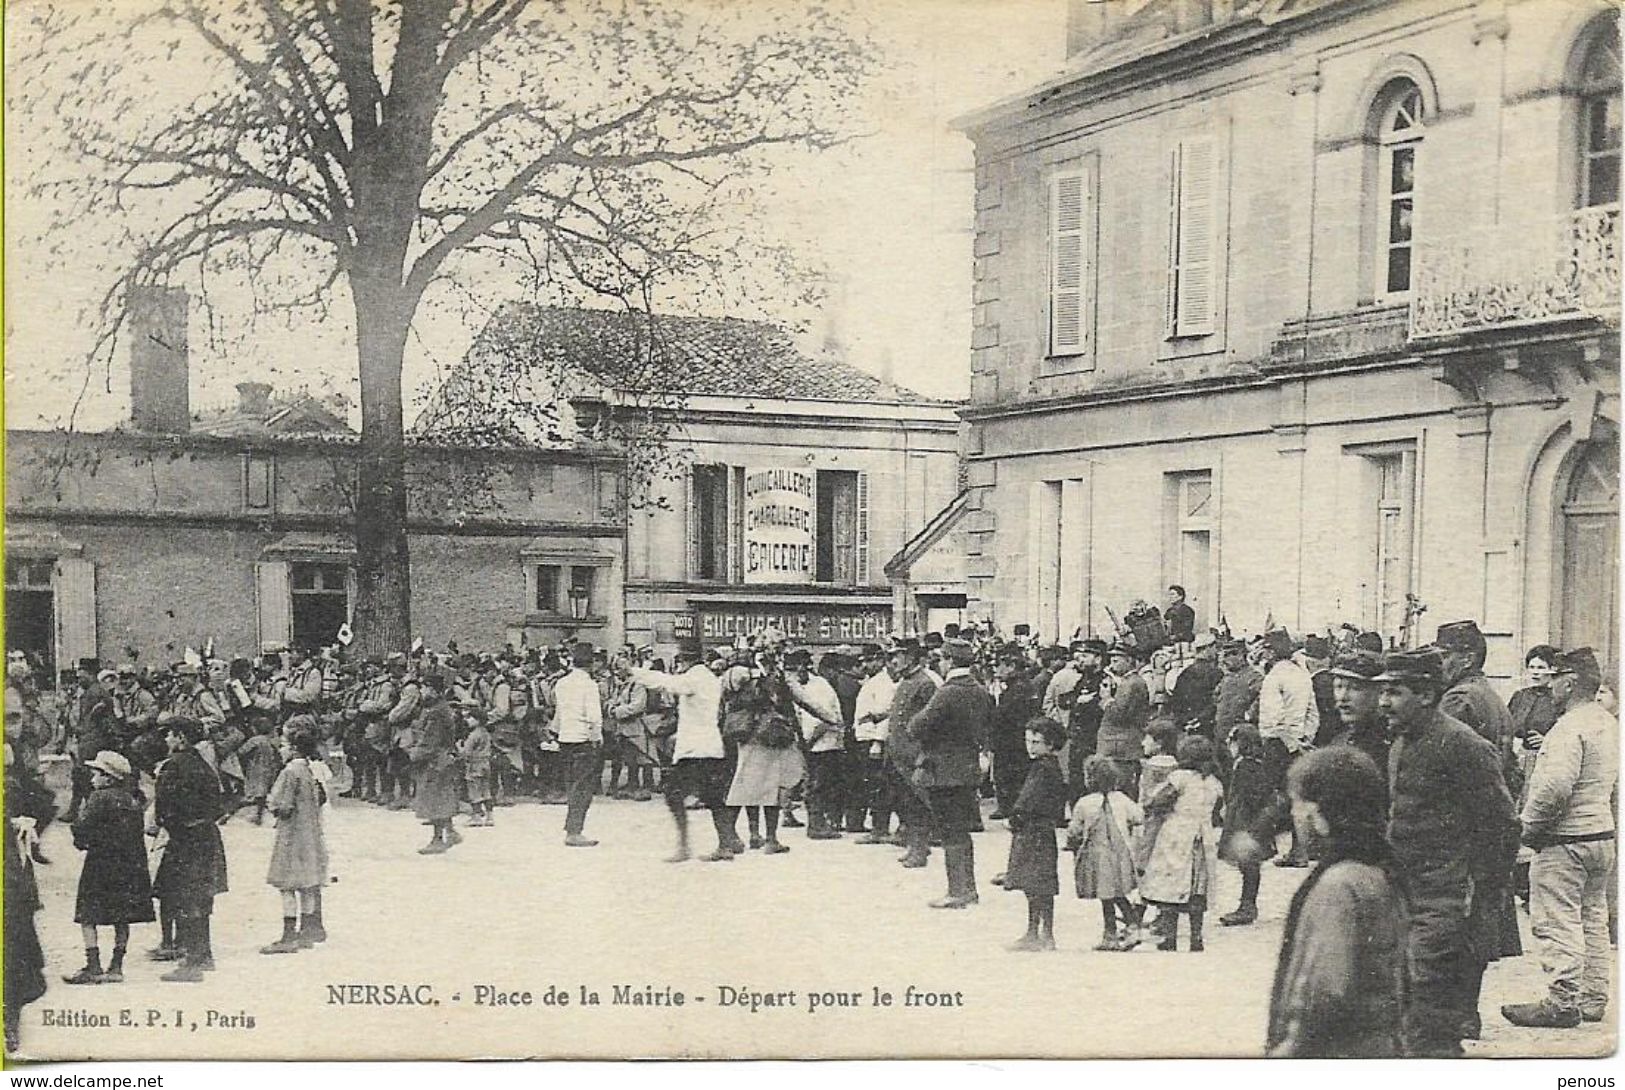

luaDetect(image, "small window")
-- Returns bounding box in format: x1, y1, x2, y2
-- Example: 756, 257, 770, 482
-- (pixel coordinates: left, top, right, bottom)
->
535, 565, 561, 613
1579, 20, 1622, 208
5, 558, 54, 589
288, 562, 350, 649
692, 465, 731, 581
568, 566, 597, 619
244, 454, 274, 511
1375, 82, 1424, 299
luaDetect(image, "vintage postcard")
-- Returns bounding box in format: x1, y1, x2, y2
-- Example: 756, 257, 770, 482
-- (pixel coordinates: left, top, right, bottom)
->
2, 0, 1619, 1065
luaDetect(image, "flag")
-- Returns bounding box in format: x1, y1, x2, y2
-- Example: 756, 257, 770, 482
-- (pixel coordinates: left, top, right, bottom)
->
183, 646, 203, 668
336, 622, 353, 647
411, 637, 424, 656
203, 637, 215, 660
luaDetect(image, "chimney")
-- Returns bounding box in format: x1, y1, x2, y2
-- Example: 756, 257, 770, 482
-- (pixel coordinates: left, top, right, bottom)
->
236, 381, 273, 417
128, 285, 190, 433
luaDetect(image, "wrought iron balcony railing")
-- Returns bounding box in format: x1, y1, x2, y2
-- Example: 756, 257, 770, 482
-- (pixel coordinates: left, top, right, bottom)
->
1409, 204, 1620, 339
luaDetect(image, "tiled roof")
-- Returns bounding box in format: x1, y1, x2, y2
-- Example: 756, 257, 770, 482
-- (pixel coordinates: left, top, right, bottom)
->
478, 302, 943, 405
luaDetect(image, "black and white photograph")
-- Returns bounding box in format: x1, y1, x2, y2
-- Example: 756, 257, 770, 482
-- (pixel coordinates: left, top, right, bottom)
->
2, 0, 1620, 1066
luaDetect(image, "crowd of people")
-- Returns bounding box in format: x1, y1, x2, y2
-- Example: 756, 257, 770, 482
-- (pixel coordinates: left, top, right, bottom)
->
1, 585, 1617, 1059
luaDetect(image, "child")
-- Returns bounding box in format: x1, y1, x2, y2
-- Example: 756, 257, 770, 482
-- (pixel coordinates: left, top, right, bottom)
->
261, 727, 330, 954
65, 751, 155, 983
236, 722, 282, 825
1267, 746, 1403, 1057
1066, 754, 1145, 951
1003, 717, 1069, 951
460, 709, 494, 827
1138, 719, 1182, 807
1218, 726, 1276, 926
1140, 735, 1225, 952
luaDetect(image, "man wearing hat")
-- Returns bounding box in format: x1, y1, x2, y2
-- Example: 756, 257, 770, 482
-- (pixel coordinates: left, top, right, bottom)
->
1327, 648, 1390, 774
1258, 629, 1318, 867
1434, 621, 1518, 788
786, 650, 845, 840
551, 642, 605, 847
382, 654, 423, 810
281, 643, 325, 721
1303, 635, 1340, 748
850, 644, 896, 842
906, 639, 991, 908
1095, 642, 1150, 798
65, 659, 116, 824
885, 638, 938, 867
151, 719, 230, 983
988, 645, 1038, 821
1167, 632, 1223, 738
1041, 643, 1083, 721
1503, 648, 1618, 1029
1379, 648, 1519, 1056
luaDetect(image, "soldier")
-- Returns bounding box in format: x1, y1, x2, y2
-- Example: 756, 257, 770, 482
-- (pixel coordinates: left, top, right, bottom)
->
1378, 649, 1518, 1057
884, 639, 938, 868
355, 657, 397, 803
1327, 649, 1390, 779
280, 643, 325, 722
1433, 620, 1519, 788
906, 638, 992, 909
988, 645, 1038, 820
383, 653, 421, 809
65, 659, 115, 824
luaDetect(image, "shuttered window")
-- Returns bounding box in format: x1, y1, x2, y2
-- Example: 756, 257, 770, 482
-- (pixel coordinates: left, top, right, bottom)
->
855, 471, 871, 585
255, 560, 293, 652
54, 557, 97, 669
1166, 136, 1219, 338
1048, 169, 1091, 357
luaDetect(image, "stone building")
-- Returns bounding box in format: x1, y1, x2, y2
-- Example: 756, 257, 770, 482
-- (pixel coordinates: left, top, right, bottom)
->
455, 304, 963, 655
955, 0, 1620, 676
6, 290, 625, 676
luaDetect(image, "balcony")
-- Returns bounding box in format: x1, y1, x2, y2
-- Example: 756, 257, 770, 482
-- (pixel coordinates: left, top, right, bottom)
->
1409, 205, 1620, 340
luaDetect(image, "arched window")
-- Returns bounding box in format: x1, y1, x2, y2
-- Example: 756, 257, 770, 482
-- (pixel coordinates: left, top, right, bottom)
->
1374, 80, 1424, 298
1577, 15, 1621, 208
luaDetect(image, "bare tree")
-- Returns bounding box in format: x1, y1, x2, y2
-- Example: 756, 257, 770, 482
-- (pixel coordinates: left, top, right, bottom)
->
12, 0, 875, 655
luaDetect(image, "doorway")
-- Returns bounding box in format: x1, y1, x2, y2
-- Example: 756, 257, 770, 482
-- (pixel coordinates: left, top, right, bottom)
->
5, 558, 55, 682
1557, 439, 1619, 672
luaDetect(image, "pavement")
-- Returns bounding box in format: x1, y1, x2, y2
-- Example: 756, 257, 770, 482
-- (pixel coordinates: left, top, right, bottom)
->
13, 790, 1617, 1061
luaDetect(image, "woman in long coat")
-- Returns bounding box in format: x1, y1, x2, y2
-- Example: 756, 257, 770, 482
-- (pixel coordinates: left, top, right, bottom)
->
412, 673, 463, 854
725, 660, 805, 853
152, 719, 229, 983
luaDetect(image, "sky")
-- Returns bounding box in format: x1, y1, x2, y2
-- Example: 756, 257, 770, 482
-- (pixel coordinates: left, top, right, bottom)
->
4, 0, 1071, 429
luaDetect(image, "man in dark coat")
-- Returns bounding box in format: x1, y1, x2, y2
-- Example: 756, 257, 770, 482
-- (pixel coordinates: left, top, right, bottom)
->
1434, 620, 1519, 788
1167, 632, 1223, 738
1379, 649, 1519, 1057
152, 719, 229, 984
885, 640, 938, 868
989, 646, 1038, 820
1163, 585, 1196, 646
1096, 642, 1150, 799
1328, 649, 1390, 784
1304, 635, 1341, 748
1214, 639, 1262, 743
66, 658, 115, 823
412, 672, 463, 854
907, 639, 992, 909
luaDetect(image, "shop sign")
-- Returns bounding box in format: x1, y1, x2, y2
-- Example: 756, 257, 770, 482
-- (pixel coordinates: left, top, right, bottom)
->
696, 602, 892, 645
743, 467, 815, 584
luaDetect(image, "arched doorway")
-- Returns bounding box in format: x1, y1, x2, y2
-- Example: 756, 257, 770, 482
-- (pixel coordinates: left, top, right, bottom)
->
1556, 438, 1620, 671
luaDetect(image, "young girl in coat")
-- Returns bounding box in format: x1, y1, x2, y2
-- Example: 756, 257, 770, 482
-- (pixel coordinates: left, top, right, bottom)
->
1003, 717, 1069, 952
260, 727, 330, 954
1140, 735, 1225, 952
460, 709, 494, 827
1066, 754, 1145, 951
65, 751, 155, 984
1218, 725, 1276, 926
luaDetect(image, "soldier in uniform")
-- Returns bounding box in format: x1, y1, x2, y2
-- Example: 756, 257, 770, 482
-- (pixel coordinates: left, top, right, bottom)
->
383, 654, 422, 809
885, 639, 938, 868
1378, 649, 1519, 1057
66, 659, 115, 824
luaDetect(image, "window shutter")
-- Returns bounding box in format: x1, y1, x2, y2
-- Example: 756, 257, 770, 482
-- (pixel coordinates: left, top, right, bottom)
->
255, 560, 292, 652
685, 469, 699, 580
726, 466, 743, 584
53, 557, 97, 668
1171, 136, 1218, 337
856, 471, 871, 585
1048, 170, 1089, 355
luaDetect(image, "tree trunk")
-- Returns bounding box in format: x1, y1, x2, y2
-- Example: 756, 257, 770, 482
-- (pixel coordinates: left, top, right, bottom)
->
351, 276, 414, 657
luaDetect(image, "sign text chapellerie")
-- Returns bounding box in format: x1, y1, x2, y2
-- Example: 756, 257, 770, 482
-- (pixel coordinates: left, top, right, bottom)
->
744, 467, 816, 584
